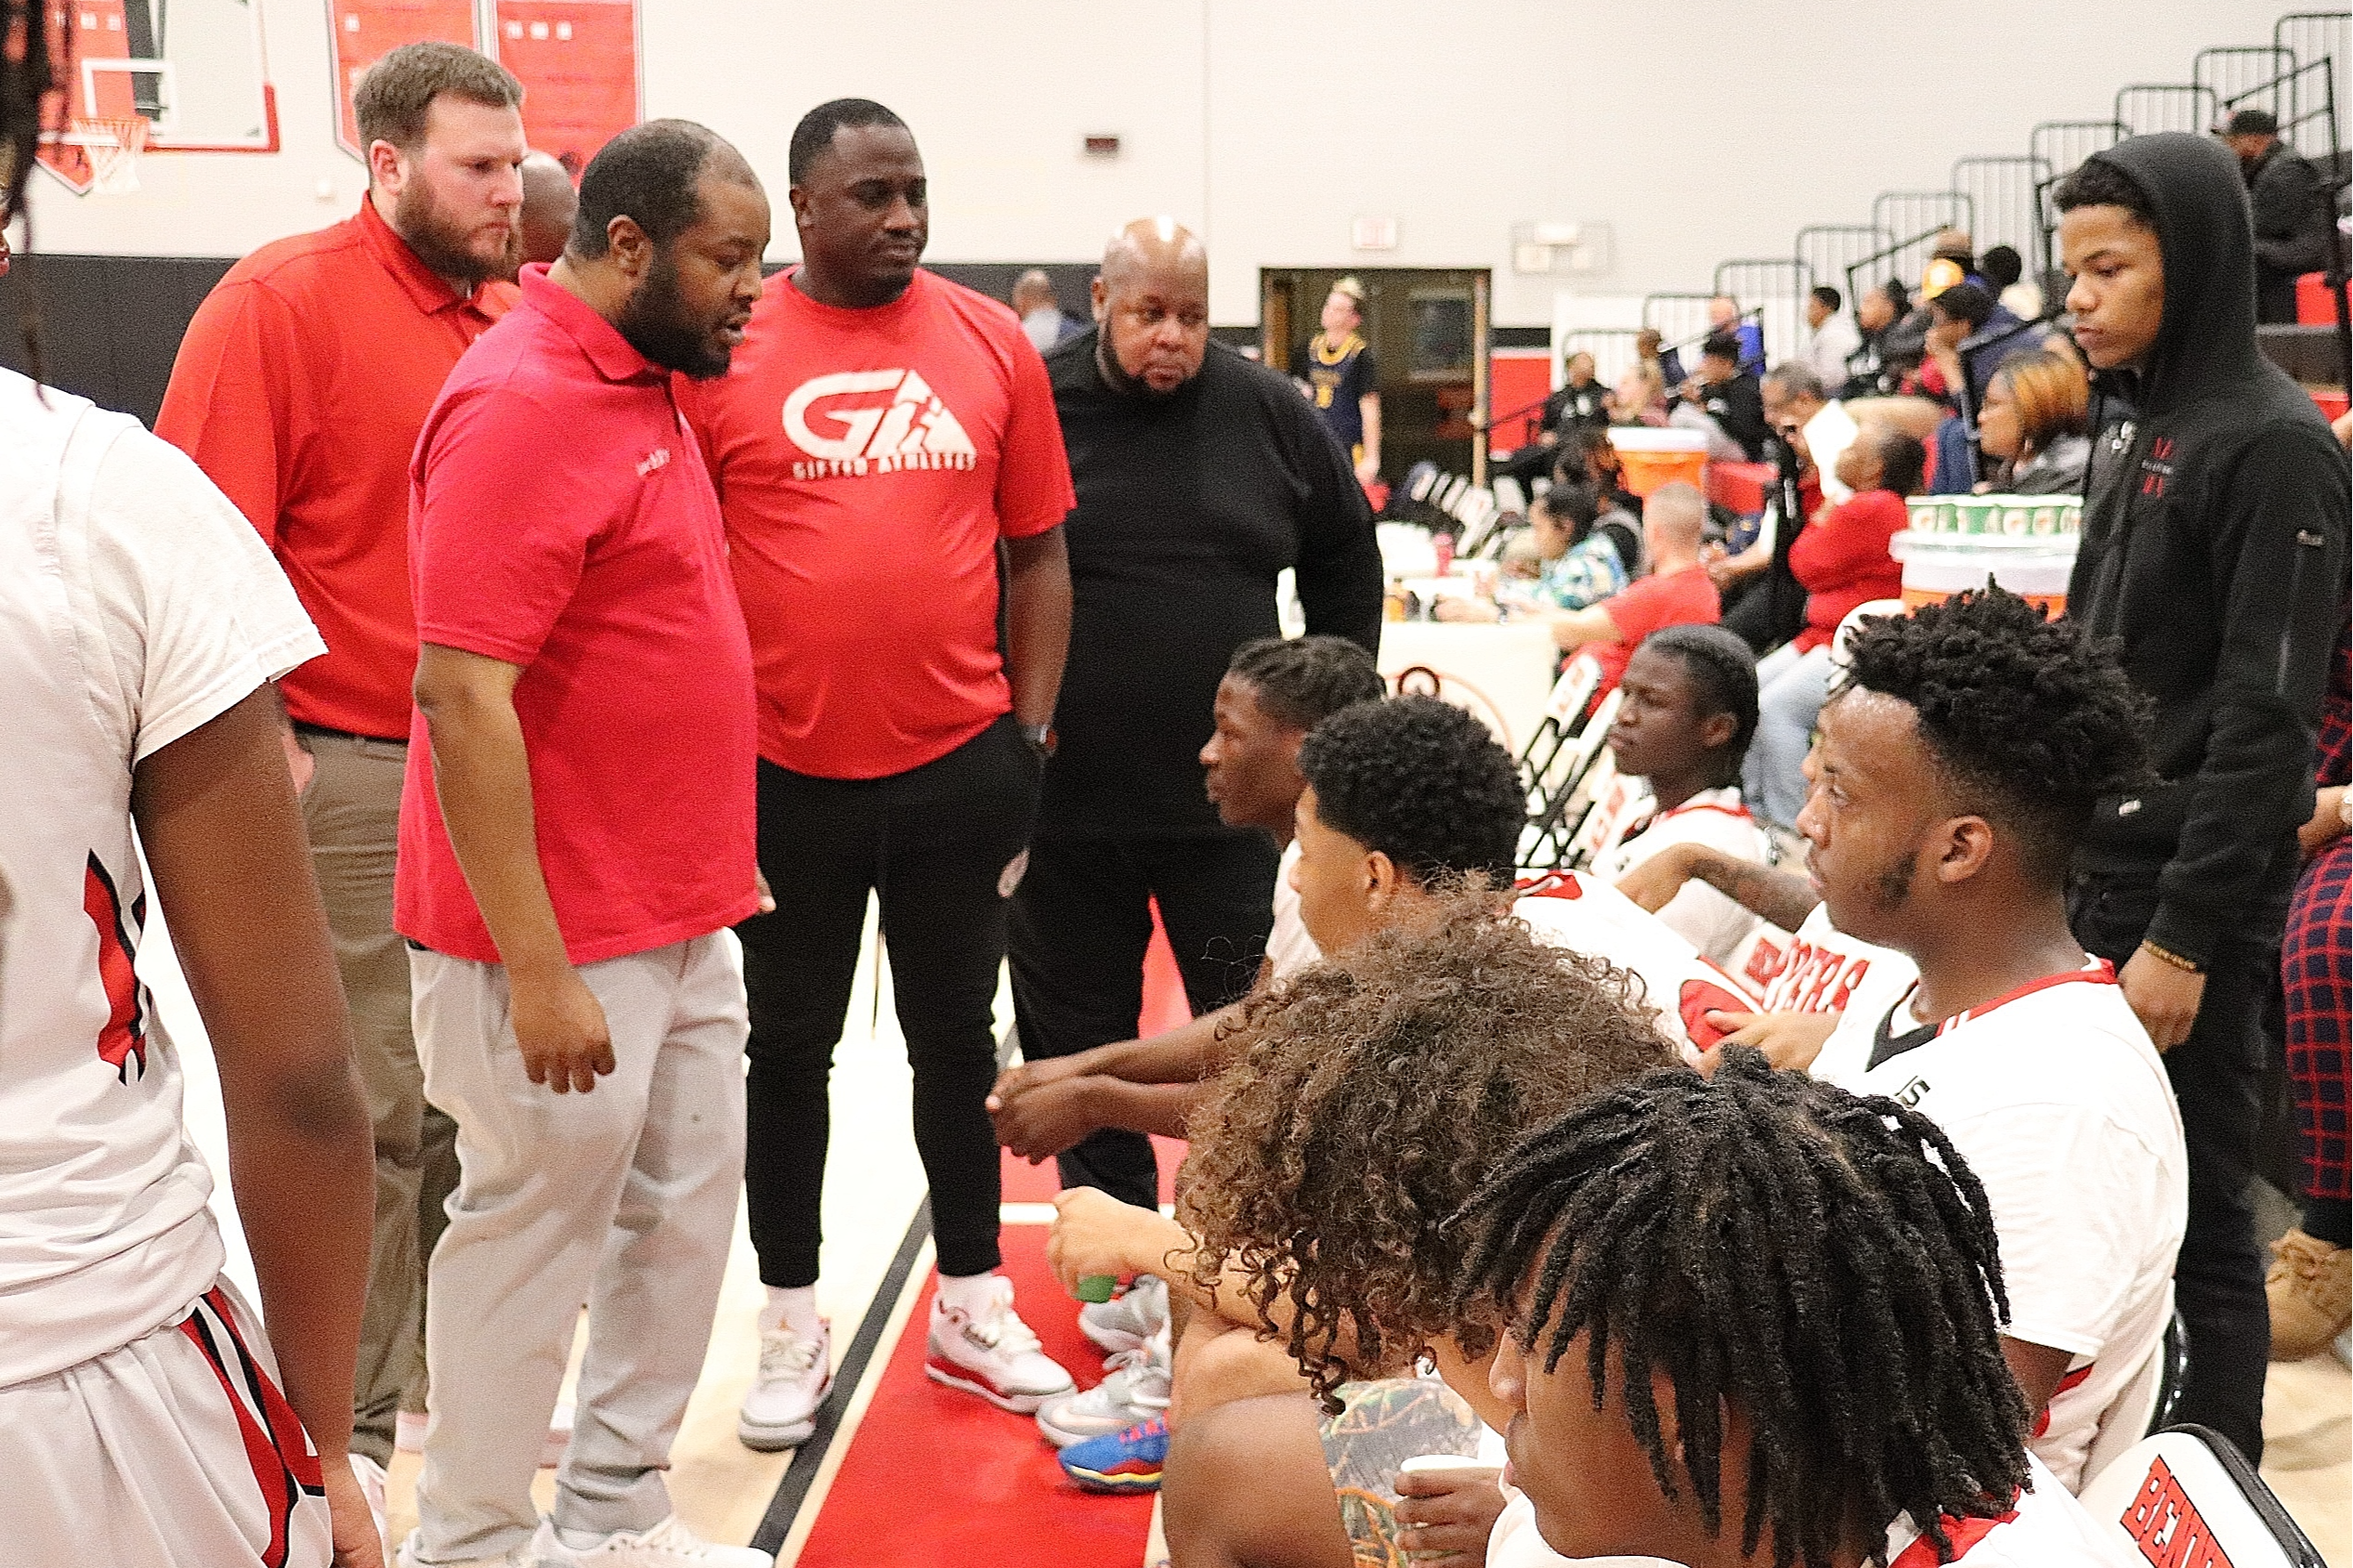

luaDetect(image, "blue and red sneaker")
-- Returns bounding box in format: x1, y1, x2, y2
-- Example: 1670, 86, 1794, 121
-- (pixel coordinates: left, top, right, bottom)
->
1057, 1414, 1169, 1494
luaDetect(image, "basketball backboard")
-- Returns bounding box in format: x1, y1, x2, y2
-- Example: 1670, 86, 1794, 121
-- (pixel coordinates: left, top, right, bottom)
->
39, 0, 278, 191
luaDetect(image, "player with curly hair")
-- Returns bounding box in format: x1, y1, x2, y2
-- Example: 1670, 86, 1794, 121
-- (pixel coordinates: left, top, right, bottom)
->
1799, 586, 2183, 1490
1452, 1051, 2121, 1568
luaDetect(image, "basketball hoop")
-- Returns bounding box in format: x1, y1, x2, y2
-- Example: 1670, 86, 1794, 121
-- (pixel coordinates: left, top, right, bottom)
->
59, 116, 149, 195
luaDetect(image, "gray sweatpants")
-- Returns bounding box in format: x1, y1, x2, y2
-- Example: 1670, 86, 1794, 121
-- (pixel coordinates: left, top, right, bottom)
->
407, 933, 747, 1563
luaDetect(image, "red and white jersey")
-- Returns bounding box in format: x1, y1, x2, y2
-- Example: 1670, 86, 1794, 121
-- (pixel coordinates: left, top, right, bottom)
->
1576, 779, 1773, 969
1881, 1455, 2123, 1568
1814, 960, 2187, 1492
1747, 903, 1919, 1020
0, 371, 322, 1386
1514, 870, 1761, 1061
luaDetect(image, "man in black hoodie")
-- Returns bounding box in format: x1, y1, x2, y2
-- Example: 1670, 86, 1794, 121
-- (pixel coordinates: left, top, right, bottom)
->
2057, 133, 2349, 1462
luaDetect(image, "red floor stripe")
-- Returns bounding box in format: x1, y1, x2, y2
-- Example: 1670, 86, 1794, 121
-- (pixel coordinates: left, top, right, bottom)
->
792, 1229, 1155, 1567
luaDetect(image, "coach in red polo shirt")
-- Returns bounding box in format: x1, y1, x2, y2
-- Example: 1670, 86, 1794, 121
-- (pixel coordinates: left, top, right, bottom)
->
396, 121, 771, 1568
676, 98, 1078, 1443
154, 41, 525, 1481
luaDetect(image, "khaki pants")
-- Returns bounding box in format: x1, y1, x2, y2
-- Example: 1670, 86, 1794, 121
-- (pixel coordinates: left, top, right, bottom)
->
297, 729, 459, 1468
408, 934, 747, 1563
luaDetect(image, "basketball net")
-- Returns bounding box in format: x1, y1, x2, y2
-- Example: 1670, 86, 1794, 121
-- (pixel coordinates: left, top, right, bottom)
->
63, 115, 148, 195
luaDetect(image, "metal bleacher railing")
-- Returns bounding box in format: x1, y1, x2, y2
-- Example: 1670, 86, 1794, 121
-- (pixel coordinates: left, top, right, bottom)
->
1714, 258, 1807, 367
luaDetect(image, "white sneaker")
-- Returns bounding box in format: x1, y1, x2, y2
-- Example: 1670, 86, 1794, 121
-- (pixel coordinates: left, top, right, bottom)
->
738, 1321, 832, 1451
924, 1275, 1075, 1413
398, 1404, 572, 1468
531, 1515, 772, 1567
350, 1452, 389, 1556
1078, 1274, 1170, 1359
1036, 1338, 1172, 1448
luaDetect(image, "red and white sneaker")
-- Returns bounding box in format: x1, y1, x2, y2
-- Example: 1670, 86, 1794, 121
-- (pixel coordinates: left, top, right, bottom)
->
925, 1275, 1074, 1413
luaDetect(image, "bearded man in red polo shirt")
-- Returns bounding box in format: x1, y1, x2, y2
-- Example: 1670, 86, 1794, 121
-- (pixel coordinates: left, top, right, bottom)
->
676, 98, 1078, 1444
156, 40, 528, 1496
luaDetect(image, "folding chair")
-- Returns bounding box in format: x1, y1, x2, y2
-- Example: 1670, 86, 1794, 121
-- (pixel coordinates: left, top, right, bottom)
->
2082, 1306, 2191, 1489
2078, 1424, 2325, 1568
1519, 676, 1620, 871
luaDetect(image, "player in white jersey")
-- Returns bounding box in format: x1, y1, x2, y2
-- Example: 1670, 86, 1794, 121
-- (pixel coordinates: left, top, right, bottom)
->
1512, 869, 1759, 1060
1569, 625, 1775, 967
0, 367, 375, 1562
1796, 587, 2184, 1491
1459, 1052, 2126, 1568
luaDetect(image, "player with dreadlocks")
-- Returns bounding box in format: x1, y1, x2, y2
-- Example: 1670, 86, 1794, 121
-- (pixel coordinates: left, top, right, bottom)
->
1452, 1051, 2121, 1568
1798, 586, 2182, 1491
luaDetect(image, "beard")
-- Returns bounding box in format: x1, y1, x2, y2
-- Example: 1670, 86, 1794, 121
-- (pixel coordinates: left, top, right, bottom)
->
617, 250, 732, 380
393, 177, 511, 288
1093, 321, 1189, 401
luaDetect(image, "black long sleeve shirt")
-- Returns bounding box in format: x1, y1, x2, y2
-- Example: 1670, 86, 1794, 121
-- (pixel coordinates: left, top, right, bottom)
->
1037, 332, 1383, 837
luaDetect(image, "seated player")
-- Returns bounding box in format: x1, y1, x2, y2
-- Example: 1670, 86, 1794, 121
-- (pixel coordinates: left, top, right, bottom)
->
1074, 895, 1675, 1560
1548, 482, 1720, 696
1454, 1052, 2126, 1568
1567, 625, 1773, 966
1799, 587, 2184, 1491
1027, 694, 1527, 1455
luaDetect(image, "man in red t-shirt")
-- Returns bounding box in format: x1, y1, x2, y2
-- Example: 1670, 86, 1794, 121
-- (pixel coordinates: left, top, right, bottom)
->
154, 42, 526, 1482
674, 98, 1078, 1442
397, 124, 773, 1568
1550, 480, 1723, 695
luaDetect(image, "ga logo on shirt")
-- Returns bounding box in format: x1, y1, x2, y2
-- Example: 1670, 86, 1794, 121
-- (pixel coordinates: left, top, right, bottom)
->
781, 369, 977, 480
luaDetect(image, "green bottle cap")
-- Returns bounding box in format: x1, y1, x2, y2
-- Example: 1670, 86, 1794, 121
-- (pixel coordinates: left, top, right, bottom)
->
1074, 1274, 1119, 1303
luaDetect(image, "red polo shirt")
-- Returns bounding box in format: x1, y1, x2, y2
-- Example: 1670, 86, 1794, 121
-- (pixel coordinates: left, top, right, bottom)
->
395, 268, 759, 966
675, 268, 1073, 780
158, 198, 516, 740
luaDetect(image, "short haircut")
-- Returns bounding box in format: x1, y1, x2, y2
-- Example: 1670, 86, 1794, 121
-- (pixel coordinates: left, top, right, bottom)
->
1182, 892, 1677, 1406
1837, 588, 2149, 879
1980, 244, 2024, 291
570, 120, 743, 259
1990, 350, 2091, 453
1640, 623, 1760, 770
1700, 332, 1741, 364
1644, 479, 1706, 539
2051, 155, 2159, 231
1297, 696, 1523, 885
1872, 428, 1928, 497
1929, 281, 1995, 332
789, 97, 908, 185
1225, 635, 1386, 733
1761, 363, 1827, 404
353, 42, 521, 153
1449, 1050, 2031, 1568
1811, 283, 1842, 312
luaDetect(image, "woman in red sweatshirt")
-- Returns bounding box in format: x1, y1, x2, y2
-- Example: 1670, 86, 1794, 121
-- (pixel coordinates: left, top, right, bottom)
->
1742, 425, 1927, 826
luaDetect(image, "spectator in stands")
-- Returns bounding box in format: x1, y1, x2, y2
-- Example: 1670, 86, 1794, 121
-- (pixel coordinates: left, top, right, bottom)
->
1800, 283, 1860, 388
1013, 267, 1083, 352
1580, 625, 1772, 966
1981, 242, 2043, 322
157, 40, 527, 1485
1553, 425, 1644, 519
2222, 109, 2340, 323
1013, 218, 1382, 1224
1708, 292, 1766, 374
1458, 1052, 2126, 1568
1606, 357, 1669, 426
2057, 135, 2349, 1460
1925, 281, 2042, 411
1713, 363, 1830, 653
1301, 276, 1383, 485
1638, 324, 1685, 392
1745, 425, 1922, 830
1801, 590, 2183, 1493
516, 150, 576, 269
1975, 350, 2090, 494
1676, 333, 1770, 462
1495, 350, 1608, 489
1436, 480, 1635, 622
1842, 278, 1912, 398
1549, 480, 1719, 695
1921, 226, 1980, 300
1155, 898, 1674, 1561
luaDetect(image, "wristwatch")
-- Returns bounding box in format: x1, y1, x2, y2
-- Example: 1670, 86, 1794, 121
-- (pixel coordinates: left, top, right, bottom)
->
1021, 722, 1057, 760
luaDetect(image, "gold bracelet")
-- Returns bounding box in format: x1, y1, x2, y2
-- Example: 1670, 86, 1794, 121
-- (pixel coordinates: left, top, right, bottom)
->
2139, 941, 2203, 975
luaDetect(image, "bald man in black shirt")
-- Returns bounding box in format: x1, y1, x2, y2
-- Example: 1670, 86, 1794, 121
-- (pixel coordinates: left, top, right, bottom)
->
1009, 218, 1382, 1209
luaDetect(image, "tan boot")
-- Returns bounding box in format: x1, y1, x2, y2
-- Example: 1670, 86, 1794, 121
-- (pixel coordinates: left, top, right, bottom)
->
2266, 1228, 2352, 1361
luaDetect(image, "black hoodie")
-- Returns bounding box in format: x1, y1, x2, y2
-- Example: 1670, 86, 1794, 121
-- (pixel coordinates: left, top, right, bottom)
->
2067, 133, 2350, 967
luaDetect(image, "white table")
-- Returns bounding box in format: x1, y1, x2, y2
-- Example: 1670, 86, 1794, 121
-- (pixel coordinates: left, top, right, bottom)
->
1376, 621, 1559, 755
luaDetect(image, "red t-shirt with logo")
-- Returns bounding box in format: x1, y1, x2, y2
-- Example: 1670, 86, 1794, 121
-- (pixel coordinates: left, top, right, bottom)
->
676, 268, 1075, 780
1592, 564, 1722, 694
396, 268, 759, 966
